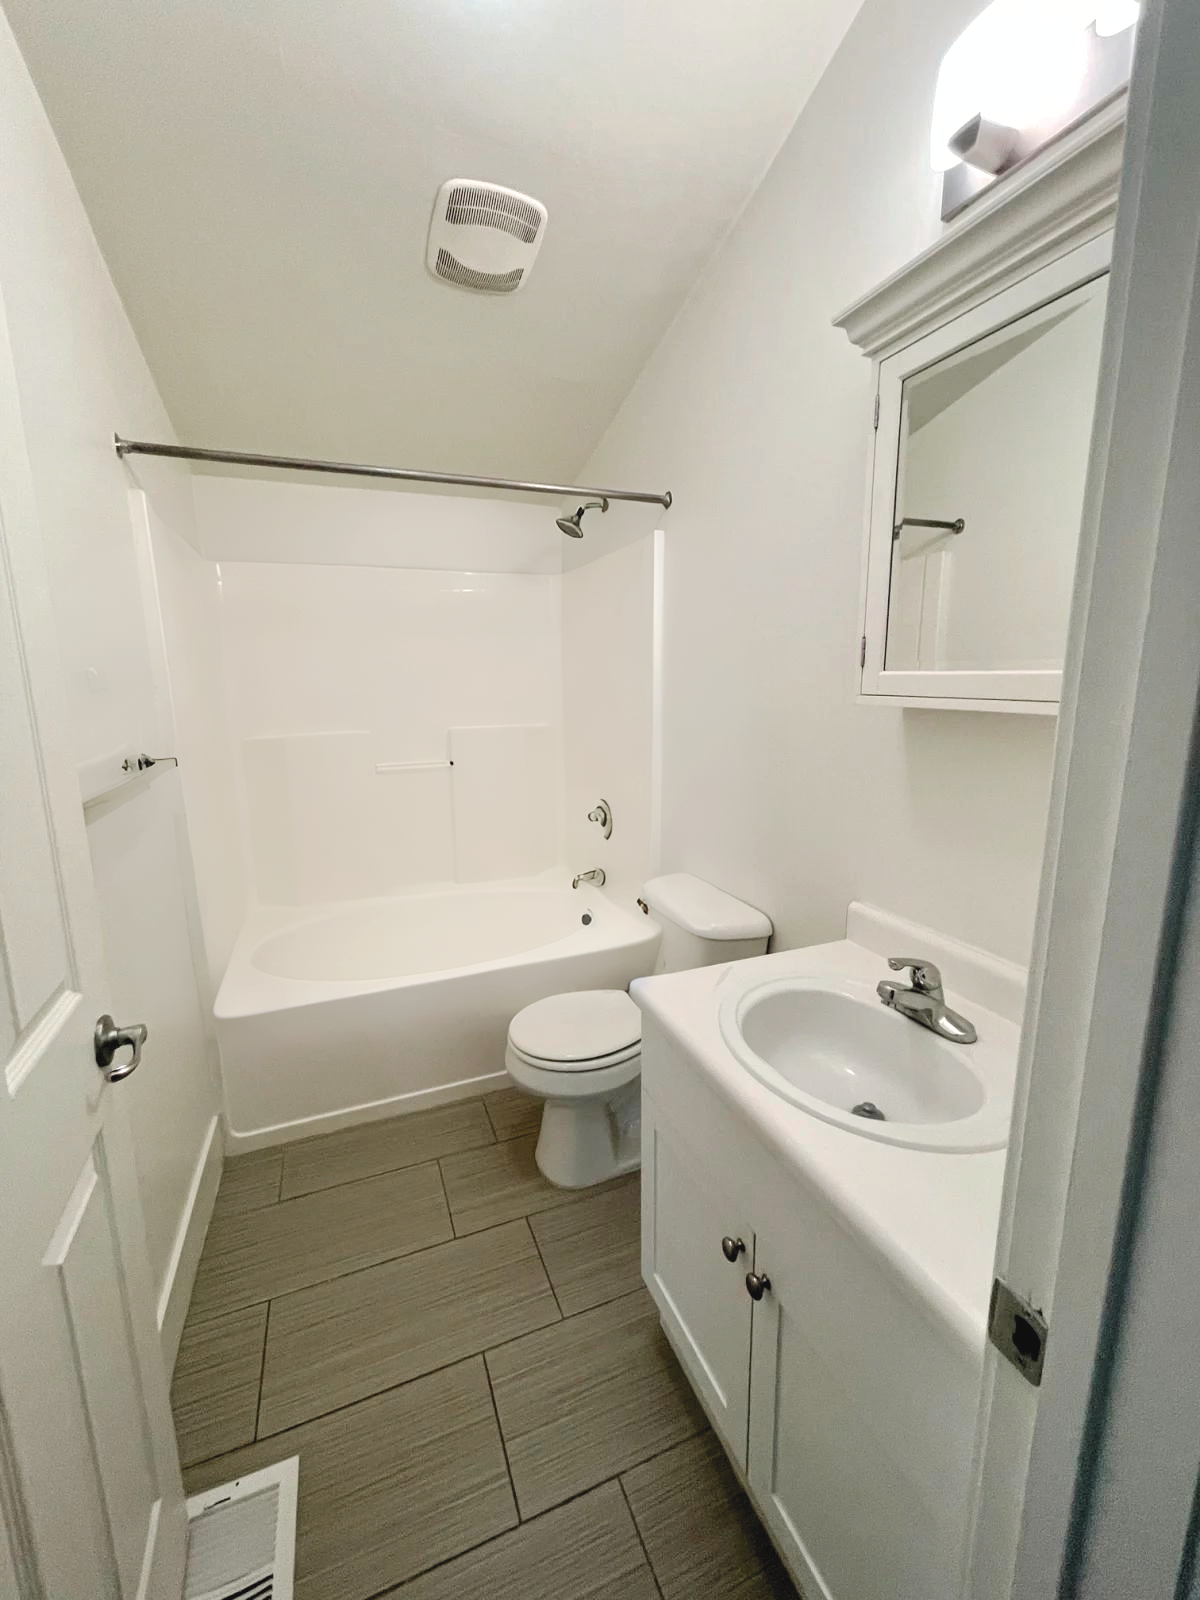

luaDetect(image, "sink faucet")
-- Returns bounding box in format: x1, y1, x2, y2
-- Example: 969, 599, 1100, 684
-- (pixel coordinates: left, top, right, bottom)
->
572, 868, 606, 889
876, 957, 977, 1044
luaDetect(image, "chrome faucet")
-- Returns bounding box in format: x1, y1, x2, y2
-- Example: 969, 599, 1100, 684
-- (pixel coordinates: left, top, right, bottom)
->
876, 957, 977, 1044
572, 868, 606, 889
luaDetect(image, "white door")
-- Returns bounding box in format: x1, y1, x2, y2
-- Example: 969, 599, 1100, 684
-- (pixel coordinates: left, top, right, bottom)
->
641, 1094, 754, 1467
0, 286, 187, 1591
964, 2, 1200, 1594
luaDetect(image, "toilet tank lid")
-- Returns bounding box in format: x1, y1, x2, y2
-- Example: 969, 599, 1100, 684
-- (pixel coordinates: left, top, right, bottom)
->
641, 873, 772, 941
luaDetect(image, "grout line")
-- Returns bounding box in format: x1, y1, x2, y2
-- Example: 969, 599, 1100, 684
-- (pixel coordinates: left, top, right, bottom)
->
522, 1216, 564, 1320
252, 1298, 272, 1441
352, 1477, 636, 1600
210, 1154, 451, 1225
432, 1156, 454, 1229
444, 1171, 639, 1243
273, 1136, 496, 1206
481, 1346, 521, 1523
436, 1156, 465, 1238
619, 1430, 709, 1486
226, 1098, 497, 1209
618, 1475, 666, 1599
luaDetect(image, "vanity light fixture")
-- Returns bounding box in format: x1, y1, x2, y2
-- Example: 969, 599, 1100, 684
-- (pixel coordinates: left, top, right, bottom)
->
1093, 0, 1141, 35
932, 0, 1140, 218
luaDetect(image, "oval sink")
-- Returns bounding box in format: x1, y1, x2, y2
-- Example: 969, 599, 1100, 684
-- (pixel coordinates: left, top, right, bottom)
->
718, 975, 1009, 1152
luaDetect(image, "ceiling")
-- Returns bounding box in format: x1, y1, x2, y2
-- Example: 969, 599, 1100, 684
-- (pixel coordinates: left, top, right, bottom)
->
6, 0, 863, 482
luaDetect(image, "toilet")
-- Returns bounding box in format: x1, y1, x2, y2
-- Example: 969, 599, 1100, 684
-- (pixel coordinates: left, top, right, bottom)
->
505, 873, 772, 1188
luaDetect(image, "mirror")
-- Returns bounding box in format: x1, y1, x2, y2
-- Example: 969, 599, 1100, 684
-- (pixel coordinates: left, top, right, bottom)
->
885, 275, 1108, 677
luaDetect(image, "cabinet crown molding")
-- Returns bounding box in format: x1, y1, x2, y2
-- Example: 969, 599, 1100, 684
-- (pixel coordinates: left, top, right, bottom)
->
834, 99, 1126, 360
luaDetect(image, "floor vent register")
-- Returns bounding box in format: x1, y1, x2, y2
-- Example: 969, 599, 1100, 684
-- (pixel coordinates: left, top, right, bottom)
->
184, 1457, 298, 1600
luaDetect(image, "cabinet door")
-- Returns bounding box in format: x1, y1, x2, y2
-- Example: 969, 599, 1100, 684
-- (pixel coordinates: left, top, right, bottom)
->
641, 1094, 755, 1468
746, 1220, 978, 1600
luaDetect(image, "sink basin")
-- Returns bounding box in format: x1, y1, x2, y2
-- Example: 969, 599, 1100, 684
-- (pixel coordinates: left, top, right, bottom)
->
718, 975, 1009, 1152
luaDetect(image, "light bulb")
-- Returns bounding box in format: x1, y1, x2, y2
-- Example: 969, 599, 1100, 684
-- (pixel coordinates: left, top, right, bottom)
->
931, 0, 1091, 171
1093, 0, 1139, 36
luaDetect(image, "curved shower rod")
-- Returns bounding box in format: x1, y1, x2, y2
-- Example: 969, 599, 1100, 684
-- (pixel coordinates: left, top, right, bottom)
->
114, 435, 673, 510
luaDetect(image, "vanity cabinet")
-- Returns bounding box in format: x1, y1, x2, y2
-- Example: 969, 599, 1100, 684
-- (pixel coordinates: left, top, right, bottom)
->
641, 1015, 983, 1600
641, 1100, 755, 1467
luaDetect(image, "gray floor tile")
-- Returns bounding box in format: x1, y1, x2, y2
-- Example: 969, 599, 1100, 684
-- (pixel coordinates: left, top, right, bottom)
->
183, 1357, 516, 1600
529, 1178, 642, 1315
258, 1219, 560, 1435
623, 1432, 797, 1598
188, 1163, 451, 1320
280, 1100, 494, 1199
483, 1084, 543, 1143
211, 1148, 282, 1220
486, 1287, 706, 1518
441, 1134, 629, 1236
387, 1481, 660, 1600
170, 1303, 267, 1468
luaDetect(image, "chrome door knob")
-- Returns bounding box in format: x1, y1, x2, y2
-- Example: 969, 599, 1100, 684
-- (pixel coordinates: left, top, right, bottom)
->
94, 1015, 148, 1083
745, 1271, 771, 1301
721, 1236, 746, 1262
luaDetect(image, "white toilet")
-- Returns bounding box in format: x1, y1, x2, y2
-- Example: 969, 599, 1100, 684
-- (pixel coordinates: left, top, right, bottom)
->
505, 873, 772, 1188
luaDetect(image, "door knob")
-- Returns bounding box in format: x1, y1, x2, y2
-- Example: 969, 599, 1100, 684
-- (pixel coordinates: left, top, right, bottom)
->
94, 1015, 148, 1083
721, 1236, 746, 1262
745, 1271, 771, 1301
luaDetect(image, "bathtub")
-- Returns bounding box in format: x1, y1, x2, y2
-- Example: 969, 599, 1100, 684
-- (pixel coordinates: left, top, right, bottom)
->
214, 880, 660, 1149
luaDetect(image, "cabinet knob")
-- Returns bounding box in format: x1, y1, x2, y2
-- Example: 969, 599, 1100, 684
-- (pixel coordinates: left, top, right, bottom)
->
721, 1236, 745, 1263
745, 1271, 771, 1301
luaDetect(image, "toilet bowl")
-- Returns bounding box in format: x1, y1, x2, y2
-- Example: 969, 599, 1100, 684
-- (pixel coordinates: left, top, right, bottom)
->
505, 990, 643, 1188
506, 874, 773, 1188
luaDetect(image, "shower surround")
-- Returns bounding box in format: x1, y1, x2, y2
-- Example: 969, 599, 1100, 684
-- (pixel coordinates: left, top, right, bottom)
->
184, 475, 659, 1145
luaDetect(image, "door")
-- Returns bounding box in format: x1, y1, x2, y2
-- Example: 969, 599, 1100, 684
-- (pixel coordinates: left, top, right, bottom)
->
747, 1216, 979, 1600
0, 291, 186, 1593
964, 2, 1200, 1595
641, 1093, 754, 1467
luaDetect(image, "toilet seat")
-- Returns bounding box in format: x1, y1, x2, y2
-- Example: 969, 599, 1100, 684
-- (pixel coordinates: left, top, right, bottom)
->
507, 1037, 641, 1072
507, 989, 640, 1068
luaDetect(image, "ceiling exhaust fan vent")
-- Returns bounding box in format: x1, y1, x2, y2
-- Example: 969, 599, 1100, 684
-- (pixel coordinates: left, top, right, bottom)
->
427, 179, 547, 295
434, 250, 525, 295
444, 182, 543, 242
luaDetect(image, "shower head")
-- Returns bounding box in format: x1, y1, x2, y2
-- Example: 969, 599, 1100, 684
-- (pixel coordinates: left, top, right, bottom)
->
556, 498, 609, 538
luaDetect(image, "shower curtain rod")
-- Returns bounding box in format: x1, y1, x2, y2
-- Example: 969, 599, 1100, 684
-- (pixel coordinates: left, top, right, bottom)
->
113, 435, 673, 510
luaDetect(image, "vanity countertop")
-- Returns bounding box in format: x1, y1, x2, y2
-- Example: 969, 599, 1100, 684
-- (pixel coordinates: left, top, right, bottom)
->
632, 936, 1019, 1357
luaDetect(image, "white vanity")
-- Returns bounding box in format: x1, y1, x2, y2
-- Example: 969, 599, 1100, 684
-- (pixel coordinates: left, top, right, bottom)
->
634, 905, 1023, 1600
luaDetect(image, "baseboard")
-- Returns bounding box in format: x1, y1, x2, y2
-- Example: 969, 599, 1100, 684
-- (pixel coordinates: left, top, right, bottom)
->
222, 1069, 510, 1154
158, 1113, 223, 1374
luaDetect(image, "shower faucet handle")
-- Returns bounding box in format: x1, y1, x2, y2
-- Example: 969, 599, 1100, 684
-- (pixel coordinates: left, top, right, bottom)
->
587, 799, 613, 839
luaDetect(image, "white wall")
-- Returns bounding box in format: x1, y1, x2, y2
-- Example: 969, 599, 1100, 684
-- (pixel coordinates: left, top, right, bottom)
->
572, 0, 1060, 966
0, 9, 221, 1352
192, 477, 566, 913
562, 536, 658, 914
192, 473, 561, 575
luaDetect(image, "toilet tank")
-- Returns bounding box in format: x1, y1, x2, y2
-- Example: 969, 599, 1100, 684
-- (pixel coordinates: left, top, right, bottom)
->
641, 873, 772, 975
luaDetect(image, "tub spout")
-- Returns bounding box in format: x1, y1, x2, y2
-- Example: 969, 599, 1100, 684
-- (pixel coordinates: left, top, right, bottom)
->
572, 868, 606, 889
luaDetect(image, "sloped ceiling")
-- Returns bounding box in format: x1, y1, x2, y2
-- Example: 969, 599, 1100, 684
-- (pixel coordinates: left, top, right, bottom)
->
5, 0, 863, 481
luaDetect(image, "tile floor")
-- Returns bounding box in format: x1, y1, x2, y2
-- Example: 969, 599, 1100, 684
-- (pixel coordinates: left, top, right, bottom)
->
174, 1086, 797, 1599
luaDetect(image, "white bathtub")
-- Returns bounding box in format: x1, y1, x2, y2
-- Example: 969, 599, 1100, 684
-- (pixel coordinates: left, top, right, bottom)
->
214, 880, 660, 1148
